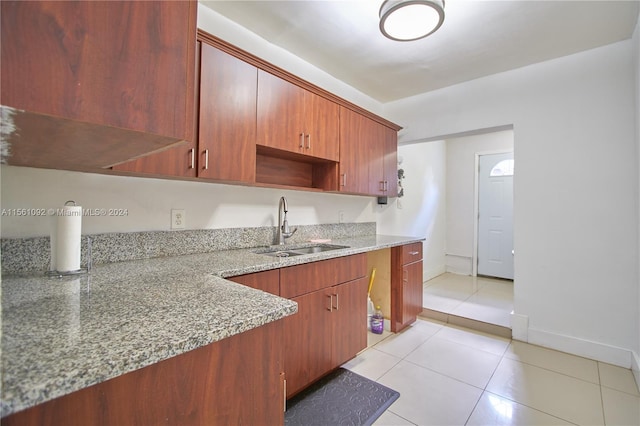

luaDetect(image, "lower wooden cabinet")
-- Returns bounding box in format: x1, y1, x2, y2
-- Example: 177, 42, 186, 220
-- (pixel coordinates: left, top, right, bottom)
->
331, 277, 368, 366
283, 276, 367, 397
228, 269, 280, 295
229, 254, 369, 399
3, 320, 285, 426
283, 288, 334, 396
391, 243, 424, 332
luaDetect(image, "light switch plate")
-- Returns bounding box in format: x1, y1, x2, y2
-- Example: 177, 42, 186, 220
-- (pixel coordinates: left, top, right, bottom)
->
171, 209, 186, 229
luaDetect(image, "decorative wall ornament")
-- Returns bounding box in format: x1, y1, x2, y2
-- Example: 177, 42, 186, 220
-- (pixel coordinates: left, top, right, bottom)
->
397, 156, 405, 198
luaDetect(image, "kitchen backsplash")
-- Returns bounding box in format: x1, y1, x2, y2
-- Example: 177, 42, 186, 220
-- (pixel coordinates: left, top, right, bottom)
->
1, 222, 376, 275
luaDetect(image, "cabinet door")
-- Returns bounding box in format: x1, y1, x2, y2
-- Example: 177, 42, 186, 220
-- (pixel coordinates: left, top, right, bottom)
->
369, 123, 400, 197
368, 122, 387, 195
198, 43, 257, 182
228, 269, 279, 296
331, 277, 368, 367
1, 0, 196, 140
391, 244, 424, 332
113, 38, 200, 177
403, 260, 424, 324
257, 70, 305, 154
283, 289, 333, 397
303, 91, 339, 161
383, 126, 399, 197
338, 107, 371, 195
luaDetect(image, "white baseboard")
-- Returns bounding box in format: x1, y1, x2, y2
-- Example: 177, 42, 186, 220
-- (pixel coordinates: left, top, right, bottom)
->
528, 327, 633, 368
632, 351, 640, 393
510, 313, 528, 342
445, 254, 472, 276
424, 263, 446, 282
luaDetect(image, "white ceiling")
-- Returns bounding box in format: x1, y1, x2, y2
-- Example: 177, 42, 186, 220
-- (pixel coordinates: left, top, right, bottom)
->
202, 0, 639, 103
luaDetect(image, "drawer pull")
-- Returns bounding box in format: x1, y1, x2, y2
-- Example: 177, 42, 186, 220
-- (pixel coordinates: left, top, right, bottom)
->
409, 251, 420, 255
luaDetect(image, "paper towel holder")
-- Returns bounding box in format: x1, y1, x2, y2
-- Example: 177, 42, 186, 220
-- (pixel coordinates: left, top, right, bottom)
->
46, 236, 92, 278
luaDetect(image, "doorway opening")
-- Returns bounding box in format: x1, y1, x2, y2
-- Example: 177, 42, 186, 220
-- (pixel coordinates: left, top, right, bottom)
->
422, 129, 514, 334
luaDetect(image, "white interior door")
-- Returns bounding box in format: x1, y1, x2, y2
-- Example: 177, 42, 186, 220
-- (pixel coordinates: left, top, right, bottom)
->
477, 152, 514, 279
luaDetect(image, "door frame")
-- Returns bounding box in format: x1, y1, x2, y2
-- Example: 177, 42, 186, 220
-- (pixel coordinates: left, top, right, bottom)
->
472, 149, 514, 277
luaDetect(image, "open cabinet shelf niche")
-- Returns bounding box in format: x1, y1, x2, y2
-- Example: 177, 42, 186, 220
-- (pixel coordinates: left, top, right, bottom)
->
366, 249, 392, 322
255, 145, 339, 191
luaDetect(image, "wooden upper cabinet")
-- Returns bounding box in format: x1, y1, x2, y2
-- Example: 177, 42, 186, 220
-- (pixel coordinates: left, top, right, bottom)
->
370, 125, 399, 197
1, 0, 197, 170
257, 71, 339, 162
198, 42, 257, 183
114, 40, 258, 182
383, 126, 399, 197
339, 106, 398, 197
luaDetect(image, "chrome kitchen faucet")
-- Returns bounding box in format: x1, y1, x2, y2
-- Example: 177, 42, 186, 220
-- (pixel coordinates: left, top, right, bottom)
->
276, 196, 297, 245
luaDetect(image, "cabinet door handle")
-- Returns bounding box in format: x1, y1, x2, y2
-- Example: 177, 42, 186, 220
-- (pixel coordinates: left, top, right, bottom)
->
283, 377, 287, 412
306, 133, 311, 149
327, 294, 333, 312
384, 180, 389, 191
202, 149, 209, 170
333, 293, 339, 310
341, 173, 347, 187
379, 181, 385, 191
299, 133, 305, 149
188, 148, 195, 169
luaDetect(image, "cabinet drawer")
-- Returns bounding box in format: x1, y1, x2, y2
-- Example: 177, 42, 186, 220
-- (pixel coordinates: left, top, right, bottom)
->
401, 242, 423, 265
280, 254, 367, 299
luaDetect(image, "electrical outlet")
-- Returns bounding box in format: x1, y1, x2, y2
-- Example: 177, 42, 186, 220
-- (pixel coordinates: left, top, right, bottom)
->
338, 211, 345, 223
171, 209, 186, 229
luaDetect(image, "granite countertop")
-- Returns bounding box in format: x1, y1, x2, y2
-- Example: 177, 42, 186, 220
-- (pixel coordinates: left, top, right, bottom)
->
1, 234, 422, 417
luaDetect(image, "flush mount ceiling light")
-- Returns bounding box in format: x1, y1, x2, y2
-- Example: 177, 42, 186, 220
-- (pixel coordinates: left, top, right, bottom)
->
379, 0, 445, 41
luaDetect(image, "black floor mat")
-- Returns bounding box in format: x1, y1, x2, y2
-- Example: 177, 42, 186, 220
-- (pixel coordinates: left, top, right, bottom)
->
285, 368, 400, 426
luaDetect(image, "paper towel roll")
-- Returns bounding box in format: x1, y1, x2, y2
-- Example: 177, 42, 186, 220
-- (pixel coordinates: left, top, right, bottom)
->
55, 204, 82, 272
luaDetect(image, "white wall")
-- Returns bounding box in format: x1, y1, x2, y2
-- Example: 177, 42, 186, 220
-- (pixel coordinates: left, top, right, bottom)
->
377, 141, 447, 281
0, 166, 376, 238
384, 40, 638, 367
445, 130, 514, 275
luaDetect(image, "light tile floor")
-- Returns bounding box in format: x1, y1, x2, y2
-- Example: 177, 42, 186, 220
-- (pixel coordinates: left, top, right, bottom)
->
423, 273, 514, 328
343, 319, 640, 426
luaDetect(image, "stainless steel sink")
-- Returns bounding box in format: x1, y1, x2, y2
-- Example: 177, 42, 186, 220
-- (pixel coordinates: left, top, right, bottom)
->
254, 244, 349, 257
288, 244, 349, 254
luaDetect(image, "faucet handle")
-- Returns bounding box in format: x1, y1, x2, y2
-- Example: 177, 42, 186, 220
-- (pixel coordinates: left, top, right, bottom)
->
286, 227, 298, 238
